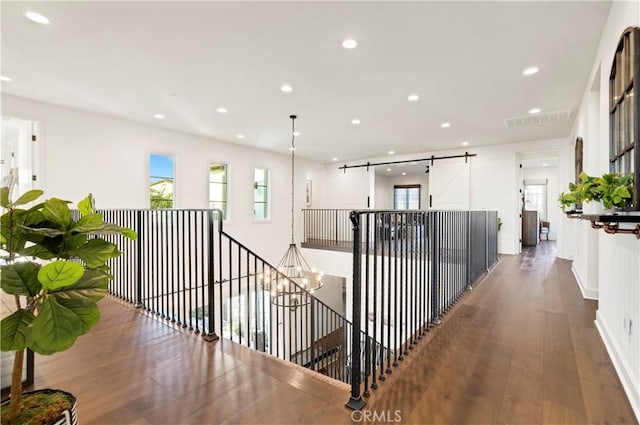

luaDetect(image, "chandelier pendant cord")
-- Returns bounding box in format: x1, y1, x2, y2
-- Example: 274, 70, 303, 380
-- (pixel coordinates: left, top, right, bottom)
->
290, 115, 296, 245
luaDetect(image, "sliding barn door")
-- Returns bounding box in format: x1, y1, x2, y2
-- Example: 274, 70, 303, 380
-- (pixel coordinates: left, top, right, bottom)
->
428, 159, 470, 210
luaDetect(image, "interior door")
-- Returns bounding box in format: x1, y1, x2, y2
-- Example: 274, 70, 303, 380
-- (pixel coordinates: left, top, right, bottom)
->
1, 117, 37, 197
428, 158, 470, 210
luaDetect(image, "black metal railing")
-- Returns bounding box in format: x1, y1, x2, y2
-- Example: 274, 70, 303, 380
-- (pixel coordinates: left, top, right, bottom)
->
93, 208, 497, 402
302, 209, 353, 251
95, 209, 365, 385
346, 210, 498, 409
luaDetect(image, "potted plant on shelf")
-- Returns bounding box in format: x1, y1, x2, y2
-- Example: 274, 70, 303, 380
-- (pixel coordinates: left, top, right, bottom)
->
0, 185, 136, 424
559, 172, 634, 213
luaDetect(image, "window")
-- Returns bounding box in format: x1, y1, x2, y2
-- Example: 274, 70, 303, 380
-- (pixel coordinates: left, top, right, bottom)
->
394, 185, 420, 210
524, 183, 547, 220
254, 168, 270, 220
149, 154, 174, 208
209, 163, 228, 219
609, 27, 639, 210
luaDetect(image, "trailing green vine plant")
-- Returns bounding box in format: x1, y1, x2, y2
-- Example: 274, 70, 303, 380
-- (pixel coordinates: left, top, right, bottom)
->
558, 172, 634, 211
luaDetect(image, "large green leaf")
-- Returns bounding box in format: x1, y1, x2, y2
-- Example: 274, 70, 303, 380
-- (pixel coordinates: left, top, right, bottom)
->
23, 209, 46, 226
1, 262, 42, 296
64, 234, 88, 251
1, 209, 29, 252
0, 187, 10, 208
72, 238, 120, 268
54, 298, 100, 333
38, 260, 84, 290
21, 244, 58, 260
83, 223, 137, 240
1, 310, 35, 351
41, 198, 72, 228
51, 269, 109, 302
21, 226, 65, 237
13, 189, 44, 207
71, 213, 104, 234
77, 194, 95, 216
28, 297, 84, 355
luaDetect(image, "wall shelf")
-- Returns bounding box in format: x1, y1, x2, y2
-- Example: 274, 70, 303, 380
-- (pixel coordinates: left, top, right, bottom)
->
565, 210, 583, 219
581, 212, 640, 239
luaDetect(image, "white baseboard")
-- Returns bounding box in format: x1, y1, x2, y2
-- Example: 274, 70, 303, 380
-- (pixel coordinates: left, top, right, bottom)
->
595, 312, 640, 422
571, 263, 598, 300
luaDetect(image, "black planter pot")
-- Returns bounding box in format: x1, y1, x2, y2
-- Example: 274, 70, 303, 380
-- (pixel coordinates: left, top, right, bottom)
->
1, 389, 77, 425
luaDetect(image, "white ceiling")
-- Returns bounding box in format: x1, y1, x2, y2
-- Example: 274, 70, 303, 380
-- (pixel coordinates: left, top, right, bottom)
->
0, 1, 611, 162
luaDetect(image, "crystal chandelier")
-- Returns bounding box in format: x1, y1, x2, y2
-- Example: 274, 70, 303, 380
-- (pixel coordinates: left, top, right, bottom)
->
259, 115, 323, 309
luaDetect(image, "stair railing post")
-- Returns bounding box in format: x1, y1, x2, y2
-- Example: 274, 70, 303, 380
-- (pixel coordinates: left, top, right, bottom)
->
430, 211, 441, 325
466, 211, 472, 290
134, 210, 144, 308
485, 211, 489, 271
346, 211, 366, 410
204, 209, 220, 342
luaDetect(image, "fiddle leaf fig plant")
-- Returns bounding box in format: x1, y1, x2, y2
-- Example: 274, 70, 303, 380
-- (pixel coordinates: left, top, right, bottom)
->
0, 186, 136, 422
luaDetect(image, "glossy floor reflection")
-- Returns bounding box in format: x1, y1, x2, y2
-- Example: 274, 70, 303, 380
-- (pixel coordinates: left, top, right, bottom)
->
26, 299, 352, 424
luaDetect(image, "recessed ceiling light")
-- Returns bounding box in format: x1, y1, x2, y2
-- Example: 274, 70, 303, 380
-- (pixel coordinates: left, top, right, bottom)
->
236, 134, 245, 139
342, 39, 358, 49
216, 107, 227, 114
386, 168, 392, 172
441, 122, 451, 128
25, 11, 50, 24
529, 108, 541, 114
280, 84, 293, 93
407, 94, 419, 102
352, 118, 361, 125
542, 163, 548, 167
153, 113, 165, 119
388, 150, 395, 155
522, 66, 539, 76
402, 172, 407, 176
293, 131, 300, 136
461, 141, 470, 146
0, 76, 12, 82
332, 157, 338, 161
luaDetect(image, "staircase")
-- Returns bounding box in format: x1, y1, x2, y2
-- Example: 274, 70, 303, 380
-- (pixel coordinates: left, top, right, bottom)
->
97, 208, 372, 387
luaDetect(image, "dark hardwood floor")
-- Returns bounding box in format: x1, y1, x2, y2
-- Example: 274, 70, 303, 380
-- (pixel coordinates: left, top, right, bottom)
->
24, 299, 353, 424
12, 241, 637, 424
368, 242, 637, 424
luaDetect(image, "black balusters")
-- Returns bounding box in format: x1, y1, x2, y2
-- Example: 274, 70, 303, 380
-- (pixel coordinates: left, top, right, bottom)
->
346, 209, 498, 409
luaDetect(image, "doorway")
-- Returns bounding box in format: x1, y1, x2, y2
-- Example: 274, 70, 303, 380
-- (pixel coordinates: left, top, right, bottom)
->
1, 117, 39, 197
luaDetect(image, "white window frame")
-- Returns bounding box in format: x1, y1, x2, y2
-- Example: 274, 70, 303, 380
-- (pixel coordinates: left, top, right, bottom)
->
209, 162, 229, 221
253, 167, 271, 222
149, 152, 176, 209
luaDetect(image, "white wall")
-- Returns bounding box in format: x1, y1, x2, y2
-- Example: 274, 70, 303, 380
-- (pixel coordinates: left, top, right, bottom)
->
566, 1, 640, 419
2, 94, 327, 266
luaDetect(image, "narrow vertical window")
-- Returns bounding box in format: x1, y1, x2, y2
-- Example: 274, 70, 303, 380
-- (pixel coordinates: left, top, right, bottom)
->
149, 153, 174, 208
209, 163, 228, 219
394, 185, 420, 210
254, 168, 270, 220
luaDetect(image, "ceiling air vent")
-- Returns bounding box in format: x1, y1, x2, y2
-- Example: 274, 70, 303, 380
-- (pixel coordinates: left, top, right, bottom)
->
503, 109, 571, 128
